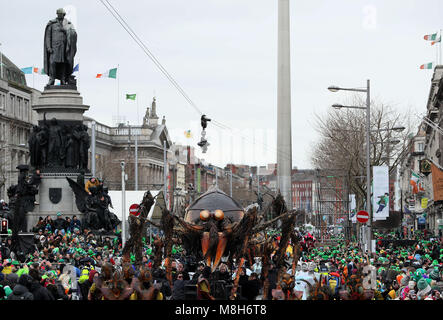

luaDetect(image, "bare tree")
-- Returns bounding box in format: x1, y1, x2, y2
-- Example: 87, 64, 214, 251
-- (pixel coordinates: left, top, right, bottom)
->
311, 96, 418, 209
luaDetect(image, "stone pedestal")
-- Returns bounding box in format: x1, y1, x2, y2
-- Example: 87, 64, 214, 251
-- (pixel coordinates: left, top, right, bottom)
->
27, 86, 91, 230
33, 87, 89, 122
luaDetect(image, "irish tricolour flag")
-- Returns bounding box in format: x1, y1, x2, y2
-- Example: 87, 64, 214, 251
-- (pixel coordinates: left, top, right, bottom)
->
424, 33, 438, 41
420, 62, 434, 69
410, 171, 420, 194
96, 68, 117, 79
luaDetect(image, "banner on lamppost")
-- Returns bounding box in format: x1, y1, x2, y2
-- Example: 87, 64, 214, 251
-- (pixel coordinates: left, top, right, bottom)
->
349, 194, 357, 223
373, 166, 389, 221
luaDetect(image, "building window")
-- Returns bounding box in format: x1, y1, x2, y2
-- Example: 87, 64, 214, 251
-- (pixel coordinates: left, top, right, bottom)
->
0, 93, 5, 110
9, 94, 14, 114
24, 99, 29, 121
417, 142, 424, 152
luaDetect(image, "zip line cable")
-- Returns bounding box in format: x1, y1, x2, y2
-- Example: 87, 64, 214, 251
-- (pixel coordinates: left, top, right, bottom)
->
100, 0, 203, 116
99, 0, 294, 162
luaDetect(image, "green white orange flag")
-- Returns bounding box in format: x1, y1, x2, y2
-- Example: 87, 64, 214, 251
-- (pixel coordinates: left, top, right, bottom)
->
420, 62, 434, 69
410, 171, 420, 194
424, 33, 438, 41
431, 36, 441, 45
96, 68, 117, 79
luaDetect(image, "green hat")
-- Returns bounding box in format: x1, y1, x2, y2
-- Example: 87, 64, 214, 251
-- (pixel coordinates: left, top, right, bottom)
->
3, 286, 12, 297
430, 269, 439, 280
12, 260, 19, 266
431, 260, 439, 266
58, 259, 65, 263
57, 212, 62, 216
417, 278, 430, 291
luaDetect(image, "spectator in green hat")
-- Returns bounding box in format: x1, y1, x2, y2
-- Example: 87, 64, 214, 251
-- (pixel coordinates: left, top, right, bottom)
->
417, 278, 432, 299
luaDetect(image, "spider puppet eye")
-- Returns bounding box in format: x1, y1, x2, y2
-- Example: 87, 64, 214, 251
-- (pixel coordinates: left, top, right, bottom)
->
199, 210, 210, 221
214, 209, 224, 221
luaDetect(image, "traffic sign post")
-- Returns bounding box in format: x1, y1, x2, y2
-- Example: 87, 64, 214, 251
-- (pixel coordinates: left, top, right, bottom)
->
129, 203, 140, 217
357, 210, 369, 224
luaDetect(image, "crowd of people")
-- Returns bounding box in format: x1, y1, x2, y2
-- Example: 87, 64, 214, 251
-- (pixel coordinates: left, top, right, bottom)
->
1, 211, 442, 300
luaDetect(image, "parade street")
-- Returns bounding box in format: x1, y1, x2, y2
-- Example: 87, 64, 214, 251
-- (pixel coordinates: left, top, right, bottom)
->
0, 0, 442, 306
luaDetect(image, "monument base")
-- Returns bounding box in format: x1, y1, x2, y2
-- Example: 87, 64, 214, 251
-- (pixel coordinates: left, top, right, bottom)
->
26, 172, 92, 231
44, 84, 77, 91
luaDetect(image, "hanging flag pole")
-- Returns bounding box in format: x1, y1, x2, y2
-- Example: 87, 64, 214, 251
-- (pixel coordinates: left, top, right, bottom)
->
117, 63, 120, 124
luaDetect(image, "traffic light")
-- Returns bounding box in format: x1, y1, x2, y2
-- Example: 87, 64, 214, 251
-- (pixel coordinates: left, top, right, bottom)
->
1, 219, 8, 234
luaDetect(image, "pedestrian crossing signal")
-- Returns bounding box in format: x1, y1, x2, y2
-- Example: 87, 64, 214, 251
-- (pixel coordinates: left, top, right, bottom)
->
1, 219, 7, 234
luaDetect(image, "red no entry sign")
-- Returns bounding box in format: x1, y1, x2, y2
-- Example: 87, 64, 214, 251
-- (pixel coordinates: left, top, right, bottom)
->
129, 203, 140, 216
357, 210, 369, 223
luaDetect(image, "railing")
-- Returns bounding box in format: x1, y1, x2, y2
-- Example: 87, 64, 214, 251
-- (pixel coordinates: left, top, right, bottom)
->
84, 121, 149, 137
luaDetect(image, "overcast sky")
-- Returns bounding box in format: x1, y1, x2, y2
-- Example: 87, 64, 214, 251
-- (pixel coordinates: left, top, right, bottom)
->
1, 0, 442, 169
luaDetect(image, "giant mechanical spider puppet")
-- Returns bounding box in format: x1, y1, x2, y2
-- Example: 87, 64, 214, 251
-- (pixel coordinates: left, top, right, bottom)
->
124, 186, 303, 300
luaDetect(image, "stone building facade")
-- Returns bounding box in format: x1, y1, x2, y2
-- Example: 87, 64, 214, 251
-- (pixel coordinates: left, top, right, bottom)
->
399, 66, 443, 236
0, 53, 40, 201
422, 66, 443, 235
83, 97, 172, 192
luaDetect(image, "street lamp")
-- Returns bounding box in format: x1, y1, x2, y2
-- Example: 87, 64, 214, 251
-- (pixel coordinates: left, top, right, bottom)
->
372, 126, 405, 133
328, 86, 340, 93
121, 161, 126, 248
328, 79, 372, 253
